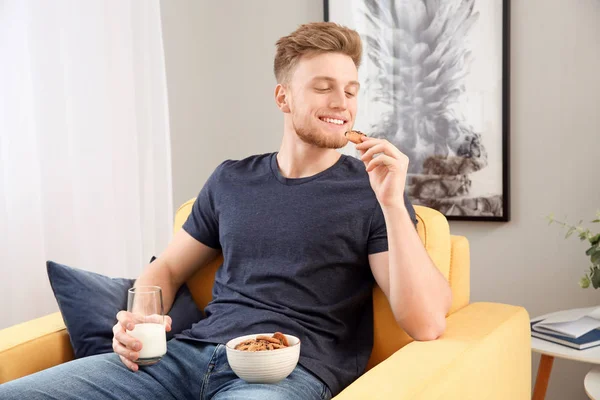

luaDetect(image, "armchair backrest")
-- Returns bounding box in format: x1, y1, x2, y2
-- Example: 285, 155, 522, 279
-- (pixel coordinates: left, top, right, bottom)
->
174, 199, 470, 370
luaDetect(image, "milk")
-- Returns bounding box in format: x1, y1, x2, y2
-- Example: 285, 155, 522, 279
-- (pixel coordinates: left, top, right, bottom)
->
127, 323, 167, 361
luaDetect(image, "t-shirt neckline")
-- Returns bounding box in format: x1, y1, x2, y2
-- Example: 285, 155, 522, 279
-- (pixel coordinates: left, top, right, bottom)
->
269, 152, 346, 186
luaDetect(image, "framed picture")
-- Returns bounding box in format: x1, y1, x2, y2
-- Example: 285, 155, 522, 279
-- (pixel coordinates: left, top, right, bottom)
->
325, 0, 510, 221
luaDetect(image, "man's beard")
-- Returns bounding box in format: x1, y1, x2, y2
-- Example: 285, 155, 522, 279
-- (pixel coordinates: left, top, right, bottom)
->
293, 117, 347, 149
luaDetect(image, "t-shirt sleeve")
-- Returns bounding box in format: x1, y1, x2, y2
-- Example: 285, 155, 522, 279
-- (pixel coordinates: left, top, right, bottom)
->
181, 164, 223, 250
367, 192, 418, 255
404, 192, 418, 226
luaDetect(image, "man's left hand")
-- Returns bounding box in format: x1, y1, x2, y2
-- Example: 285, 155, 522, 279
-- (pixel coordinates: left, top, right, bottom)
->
355, 136, 409, 209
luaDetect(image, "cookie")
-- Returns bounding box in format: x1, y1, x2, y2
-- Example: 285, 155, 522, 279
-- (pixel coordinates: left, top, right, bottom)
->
345, 130, 367, 144
234, 332, 290, 351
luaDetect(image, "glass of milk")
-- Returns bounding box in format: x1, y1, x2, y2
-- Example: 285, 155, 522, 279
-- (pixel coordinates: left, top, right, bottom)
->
126, 286, 167, 365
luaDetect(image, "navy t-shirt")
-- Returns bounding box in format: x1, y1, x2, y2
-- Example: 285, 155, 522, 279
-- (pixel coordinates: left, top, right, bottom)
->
175, 152, 416, 396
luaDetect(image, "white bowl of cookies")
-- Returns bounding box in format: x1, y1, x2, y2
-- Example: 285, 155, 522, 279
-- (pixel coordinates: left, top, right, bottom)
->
225, 332, 301, 383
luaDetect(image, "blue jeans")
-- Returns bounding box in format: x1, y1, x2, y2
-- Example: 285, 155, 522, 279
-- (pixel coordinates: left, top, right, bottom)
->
0, 339, 332, 400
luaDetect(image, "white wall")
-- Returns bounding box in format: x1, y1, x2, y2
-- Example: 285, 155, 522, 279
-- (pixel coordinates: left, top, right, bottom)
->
160, 1, 600, 399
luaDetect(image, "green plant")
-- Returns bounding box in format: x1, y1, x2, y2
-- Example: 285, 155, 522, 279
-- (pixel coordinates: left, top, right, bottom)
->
547, 211, 600, 288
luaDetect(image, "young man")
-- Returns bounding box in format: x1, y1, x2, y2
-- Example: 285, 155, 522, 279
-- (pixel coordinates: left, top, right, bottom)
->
0, 22, 451, 399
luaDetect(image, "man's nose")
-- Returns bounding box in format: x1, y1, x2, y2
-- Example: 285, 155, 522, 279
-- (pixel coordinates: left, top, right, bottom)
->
328, 89, 347, 110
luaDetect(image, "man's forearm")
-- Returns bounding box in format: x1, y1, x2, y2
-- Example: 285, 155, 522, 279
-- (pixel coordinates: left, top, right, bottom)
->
383, 205, 452, 340
133, 258, 179, 314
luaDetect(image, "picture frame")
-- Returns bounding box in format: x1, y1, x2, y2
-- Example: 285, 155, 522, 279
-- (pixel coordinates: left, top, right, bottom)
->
325, 0, 511, 221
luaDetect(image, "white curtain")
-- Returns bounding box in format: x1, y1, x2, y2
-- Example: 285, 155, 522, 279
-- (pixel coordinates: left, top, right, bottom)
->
0, 0, 173, 329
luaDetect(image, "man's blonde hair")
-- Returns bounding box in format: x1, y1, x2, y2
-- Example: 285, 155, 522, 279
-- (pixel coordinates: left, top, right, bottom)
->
274, 22, 362, 84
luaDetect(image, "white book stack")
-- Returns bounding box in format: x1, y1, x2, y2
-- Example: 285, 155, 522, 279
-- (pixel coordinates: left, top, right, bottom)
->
531, 307, 600, 350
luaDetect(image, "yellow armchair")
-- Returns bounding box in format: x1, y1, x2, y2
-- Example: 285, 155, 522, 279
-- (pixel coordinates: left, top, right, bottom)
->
0, 203, 531, 399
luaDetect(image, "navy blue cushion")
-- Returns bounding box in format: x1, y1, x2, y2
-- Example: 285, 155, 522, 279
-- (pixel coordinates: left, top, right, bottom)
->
46, 259, 204, 359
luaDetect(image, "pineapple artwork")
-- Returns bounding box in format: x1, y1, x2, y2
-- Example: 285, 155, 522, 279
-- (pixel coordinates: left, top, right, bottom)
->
328, 0, 508, 220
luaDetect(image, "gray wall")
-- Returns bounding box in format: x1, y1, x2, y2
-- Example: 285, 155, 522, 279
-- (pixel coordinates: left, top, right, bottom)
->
160, 1, 600, 399
451, 1, 600, 398
160, 0, 322, 209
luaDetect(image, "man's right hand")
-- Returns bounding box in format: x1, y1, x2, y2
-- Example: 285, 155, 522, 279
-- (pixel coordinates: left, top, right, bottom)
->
112, 311, 172, 371
111, 229, 218, 371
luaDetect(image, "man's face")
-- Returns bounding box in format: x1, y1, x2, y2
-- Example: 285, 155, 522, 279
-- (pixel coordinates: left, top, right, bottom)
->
283, 52, 359, 149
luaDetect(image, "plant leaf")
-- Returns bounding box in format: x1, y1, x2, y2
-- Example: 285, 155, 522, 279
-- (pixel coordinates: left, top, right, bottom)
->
590, 233, 600, 246
580, 275, 591, 289
591, 267, 600, 289
592, 249, 600, 265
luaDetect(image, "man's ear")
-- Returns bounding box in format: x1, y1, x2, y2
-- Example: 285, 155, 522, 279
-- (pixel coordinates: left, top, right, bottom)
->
275, 84, 291, 113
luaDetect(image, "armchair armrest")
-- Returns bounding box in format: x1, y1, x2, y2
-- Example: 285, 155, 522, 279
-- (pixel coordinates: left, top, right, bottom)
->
0, 312, 74, 384
334, 303, 531, 399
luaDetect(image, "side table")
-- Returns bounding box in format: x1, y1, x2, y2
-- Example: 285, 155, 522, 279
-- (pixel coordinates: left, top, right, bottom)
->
585, 367, 600, 399
532, 323, 600, 399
